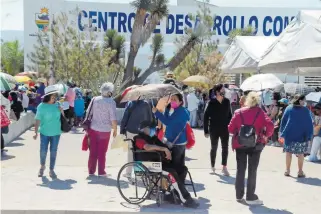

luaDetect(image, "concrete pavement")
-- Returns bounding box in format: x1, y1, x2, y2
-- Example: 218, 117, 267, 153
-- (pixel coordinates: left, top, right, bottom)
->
1, 127, 321, 214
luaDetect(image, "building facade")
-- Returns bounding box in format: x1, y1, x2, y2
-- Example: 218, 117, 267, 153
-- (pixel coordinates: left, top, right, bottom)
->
23, 0, 319, 86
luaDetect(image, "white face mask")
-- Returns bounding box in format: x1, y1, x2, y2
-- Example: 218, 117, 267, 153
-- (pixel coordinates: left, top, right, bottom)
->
303, 102, 307, 107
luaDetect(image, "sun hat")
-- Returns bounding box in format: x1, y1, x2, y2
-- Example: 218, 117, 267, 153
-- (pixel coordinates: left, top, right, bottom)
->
37, 78, 47, 83
18, 86, 27, 92
42, 85, 59, 98
278, 98, 289, 104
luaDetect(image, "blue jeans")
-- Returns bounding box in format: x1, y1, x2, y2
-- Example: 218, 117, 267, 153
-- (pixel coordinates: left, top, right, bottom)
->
40, 134, 61, 170
189, 109, 197, 128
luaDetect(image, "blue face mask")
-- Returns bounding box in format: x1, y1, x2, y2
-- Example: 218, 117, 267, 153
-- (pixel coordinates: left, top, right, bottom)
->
149, 128, 156, 137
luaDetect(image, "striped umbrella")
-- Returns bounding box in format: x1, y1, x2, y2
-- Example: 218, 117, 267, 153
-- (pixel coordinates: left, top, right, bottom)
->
0, 72, 17, 91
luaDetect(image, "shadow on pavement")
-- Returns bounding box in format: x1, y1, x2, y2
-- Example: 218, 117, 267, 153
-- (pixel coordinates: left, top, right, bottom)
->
295, 177, 321, 187
87, 175, 126, 188
14, 137, 24, 141
140, 197, 211, 212
185, 157, 197, 162
215, 174, 237, 185
186, 182, 205, 193
249, 205, 293, 214
1, 154, 15, 161
37, 176, 77, 190
6, 142, 24, 147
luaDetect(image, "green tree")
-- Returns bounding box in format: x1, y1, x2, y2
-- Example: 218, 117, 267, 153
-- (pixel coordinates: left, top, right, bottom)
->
173, 0, 225, 86
119, 0, 205, 90
27, 9, 124, 93
1, 40, 24, 75
226, 25, 256, 45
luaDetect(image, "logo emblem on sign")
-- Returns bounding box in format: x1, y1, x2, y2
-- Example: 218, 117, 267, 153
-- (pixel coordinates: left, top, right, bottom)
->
35, 7, 49, 33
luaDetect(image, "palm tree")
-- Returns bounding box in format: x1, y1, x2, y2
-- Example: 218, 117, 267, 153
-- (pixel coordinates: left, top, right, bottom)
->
122, 0, 169, 85
104, 29, 126, 65
1, 40, 24, 75
150, 34, 163, 67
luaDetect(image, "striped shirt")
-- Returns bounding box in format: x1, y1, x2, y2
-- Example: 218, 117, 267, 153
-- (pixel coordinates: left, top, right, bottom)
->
89, 96, 117, 132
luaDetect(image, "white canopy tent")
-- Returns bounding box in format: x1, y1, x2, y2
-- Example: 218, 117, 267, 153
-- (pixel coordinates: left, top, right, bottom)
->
219, 36, 277, 73
259, 10, 321, 73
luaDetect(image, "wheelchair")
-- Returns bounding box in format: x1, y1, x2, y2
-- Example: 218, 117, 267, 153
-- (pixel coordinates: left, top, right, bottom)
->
116, 138, 197, 206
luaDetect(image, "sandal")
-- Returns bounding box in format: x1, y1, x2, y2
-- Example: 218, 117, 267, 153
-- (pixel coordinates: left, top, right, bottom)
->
284, 171, 290, 177
298, 171, 306, 178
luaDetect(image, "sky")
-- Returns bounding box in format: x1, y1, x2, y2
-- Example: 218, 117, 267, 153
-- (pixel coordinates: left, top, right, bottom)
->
1, 0, 320, 31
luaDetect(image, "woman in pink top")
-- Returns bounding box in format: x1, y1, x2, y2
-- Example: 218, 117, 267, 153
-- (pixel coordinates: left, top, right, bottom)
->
85, 82, 117, 176
228, 92, 274, 205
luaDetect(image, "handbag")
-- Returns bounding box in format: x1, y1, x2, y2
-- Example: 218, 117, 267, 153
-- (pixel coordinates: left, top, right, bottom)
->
1, 106, 11, 128
82, 133, 90, 151
61, 114, 71, 132
82, 97, 95, 130
186, 123, 195, 149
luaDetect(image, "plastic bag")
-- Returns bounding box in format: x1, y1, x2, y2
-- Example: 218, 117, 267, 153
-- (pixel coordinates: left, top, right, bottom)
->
111, 134, 128, 151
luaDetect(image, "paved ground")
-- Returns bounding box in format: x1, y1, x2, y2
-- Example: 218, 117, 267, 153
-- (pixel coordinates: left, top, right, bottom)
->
1, 127, 321, 214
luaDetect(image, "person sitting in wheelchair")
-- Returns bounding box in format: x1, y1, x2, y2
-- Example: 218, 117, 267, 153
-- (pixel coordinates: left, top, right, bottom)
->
133, 121, 199, 208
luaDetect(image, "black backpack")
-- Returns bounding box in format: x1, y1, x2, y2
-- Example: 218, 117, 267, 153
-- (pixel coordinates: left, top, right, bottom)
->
238, 110, 260, 148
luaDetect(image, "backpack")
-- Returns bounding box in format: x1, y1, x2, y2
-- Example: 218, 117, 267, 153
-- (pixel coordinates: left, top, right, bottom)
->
238, 110, 261, 148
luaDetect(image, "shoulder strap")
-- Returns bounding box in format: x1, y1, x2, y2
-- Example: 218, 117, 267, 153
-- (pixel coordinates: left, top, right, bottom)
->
86, 97, 96, 119
172, 123, 187, 144
251, 109, 261, 126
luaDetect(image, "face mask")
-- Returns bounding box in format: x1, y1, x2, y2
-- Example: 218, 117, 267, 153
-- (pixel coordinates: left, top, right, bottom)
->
171, 101, 179, 109
303, 102, 307, 107
149, 128, 156, 137
220, 92, 225, 97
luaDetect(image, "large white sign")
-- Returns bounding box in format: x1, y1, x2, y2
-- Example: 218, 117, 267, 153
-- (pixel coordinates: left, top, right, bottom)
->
24, 0, 305, 70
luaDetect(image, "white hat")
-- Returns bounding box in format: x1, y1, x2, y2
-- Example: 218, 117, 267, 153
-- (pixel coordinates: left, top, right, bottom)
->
42, 85, 59, 98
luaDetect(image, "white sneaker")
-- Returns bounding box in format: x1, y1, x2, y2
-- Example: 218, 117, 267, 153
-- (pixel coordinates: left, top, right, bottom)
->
211, 167, 215, 173
222, 167, 230, 176
246, 199, 263, 205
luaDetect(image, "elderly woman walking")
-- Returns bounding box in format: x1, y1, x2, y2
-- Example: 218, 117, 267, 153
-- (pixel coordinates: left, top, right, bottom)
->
228, 92, 274, 205
85, 82, 117, 176
280, 94, 313, 178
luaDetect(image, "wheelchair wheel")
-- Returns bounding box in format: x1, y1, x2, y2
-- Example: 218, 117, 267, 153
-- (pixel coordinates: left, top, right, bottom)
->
117, 162, 152, 204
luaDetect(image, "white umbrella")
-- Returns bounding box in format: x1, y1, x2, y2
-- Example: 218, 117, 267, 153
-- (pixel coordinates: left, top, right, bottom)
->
240, 74, 283, 91
282, 83, 315, 95
306, 92, 321, 103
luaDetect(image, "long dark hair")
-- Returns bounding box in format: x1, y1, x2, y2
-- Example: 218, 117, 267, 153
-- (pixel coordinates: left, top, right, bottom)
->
292, 94, 305, 106
9, 92, 18, 103
43, 94, 55, 103
166, 93, 184, 110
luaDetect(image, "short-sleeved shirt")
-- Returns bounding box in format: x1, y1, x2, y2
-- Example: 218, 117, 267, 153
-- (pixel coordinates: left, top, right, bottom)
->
90, 96, 117, 132
74, 98, 85, 117
65, 88, 76, 107
36, 103, 61, 136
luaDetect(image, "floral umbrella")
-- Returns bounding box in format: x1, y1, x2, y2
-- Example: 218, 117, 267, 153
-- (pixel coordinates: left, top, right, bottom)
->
120, 84, 181, 103
0, 72, 17, 91
182, 75, 211, 88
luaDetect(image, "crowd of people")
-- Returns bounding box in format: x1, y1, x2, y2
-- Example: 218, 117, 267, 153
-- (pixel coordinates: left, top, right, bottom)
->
1, 72, 321, 209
